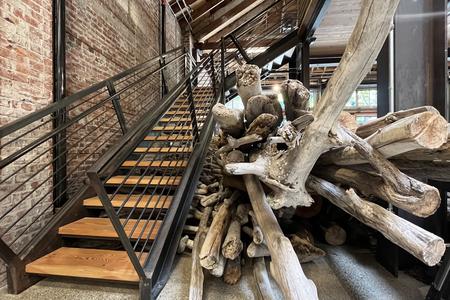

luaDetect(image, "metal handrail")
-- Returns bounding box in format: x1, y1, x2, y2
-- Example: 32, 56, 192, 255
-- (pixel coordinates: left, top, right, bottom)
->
0, 46, 184, 138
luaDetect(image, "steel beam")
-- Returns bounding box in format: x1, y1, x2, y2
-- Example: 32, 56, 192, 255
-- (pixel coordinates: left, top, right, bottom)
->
52, 0, 67, 207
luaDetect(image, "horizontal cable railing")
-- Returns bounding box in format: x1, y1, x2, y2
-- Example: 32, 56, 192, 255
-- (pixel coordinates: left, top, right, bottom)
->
0, 46, 187, 257
86, 49, 222, 284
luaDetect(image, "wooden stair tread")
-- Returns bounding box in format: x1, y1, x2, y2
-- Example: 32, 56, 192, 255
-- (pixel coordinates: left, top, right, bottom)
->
58, 217, 162, 240
106, 175, 181, 186
171, 104, 210, 109
121, 160, 188, 168
83, 194, 173, 209
160, 116, 206, 123
133, 147, 192, 153
165, 110, 209, 115
26, 247, 144, 283
152, 125, 193, 131
144, 135, 192, 141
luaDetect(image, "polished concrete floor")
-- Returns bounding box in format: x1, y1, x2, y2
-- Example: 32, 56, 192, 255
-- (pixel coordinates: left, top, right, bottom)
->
0, 246, 429, 300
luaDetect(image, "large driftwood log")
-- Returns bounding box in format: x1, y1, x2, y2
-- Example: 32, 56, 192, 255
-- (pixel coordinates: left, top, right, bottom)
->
189, 206, 212, 300
236, 64, 262, 108
320, 127, 441, 217
253, 258, 276, 300
280, 79, 310, 121
307, 175, 445, 266
244, 175, 318, 299
199, 194, 236, 269
247, 242, 270, 258
322, 111, 448, 165
245, 94, 283, 125
356, 106, 439, 138
224, 0, 401, 209
315, 165, 440, 217
212, 103, 244, 137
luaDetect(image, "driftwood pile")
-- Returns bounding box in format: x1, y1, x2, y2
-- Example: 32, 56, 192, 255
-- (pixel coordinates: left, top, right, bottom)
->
181, 0, 448, 299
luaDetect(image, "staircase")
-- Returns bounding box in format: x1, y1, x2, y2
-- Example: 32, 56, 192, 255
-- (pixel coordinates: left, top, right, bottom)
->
25, 86, 215, 286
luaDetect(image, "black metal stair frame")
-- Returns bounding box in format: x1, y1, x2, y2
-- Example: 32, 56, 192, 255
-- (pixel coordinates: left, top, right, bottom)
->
0, 46, 189, 294
86, 49, 222, 299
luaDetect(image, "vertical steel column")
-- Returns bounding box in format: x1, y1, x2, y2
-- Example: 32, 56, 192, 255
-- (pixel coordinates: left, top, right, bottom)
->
209, 53, 217, 97
160, 0, 168, 95
300, 41, 311, 89
52, 0, 67, 207
289, 45, 301, 80
393, 0, 448, 119
220, 37, 225, 103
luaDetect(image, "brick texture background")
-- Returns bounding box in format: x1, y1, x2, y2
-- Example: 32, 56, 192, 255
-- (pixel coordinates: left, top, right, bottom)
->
0, 0, 182, 289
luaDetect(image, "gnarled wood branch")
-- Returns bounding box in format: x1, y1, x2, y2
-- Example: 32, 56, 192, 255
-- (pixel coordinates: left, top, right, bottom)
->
307, 175, 445, 266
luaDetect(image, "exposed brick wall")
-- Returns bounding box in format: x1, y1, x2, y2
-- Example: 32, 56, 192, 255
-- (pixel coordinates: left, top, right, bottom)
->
0, 0, 183, 290
0, 0, 53, 287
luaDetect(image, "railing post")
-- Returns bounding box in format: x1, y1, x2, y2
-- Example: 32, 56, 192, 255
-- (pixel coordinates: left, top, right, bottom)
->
221, 37, 226, 103
186, 77, 200, 143
52, 0, 68, 207
209, 53, 217, 97
106, 81, 127, 134
87, 173, 147, 279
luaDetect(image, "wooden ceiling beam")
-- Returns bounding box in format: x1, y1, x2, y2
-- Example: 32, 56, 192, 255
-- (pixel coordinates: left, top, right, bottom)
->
194, 0, 274, 43
190, 0, 229, 22
203, 0, 279, 44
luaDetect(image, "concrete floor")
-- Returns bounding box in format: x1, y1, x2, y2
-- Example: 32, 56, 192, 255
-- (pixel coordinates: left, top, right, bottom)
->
0, 246, 429, 300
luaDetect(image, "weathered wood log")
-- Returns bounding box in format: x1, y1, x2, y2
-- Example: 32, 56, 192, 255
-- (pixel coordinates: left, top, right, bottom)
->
307, 175, 446, 266
280, 79, 310, 121
246, 113, 278, 139
253, 257, 276, 300
178, 235, 194, 253
289, 234, 326, 263
222, 219, 243, 260
319, 127, 441, 217
244, 175, 318, 299
323, 224, 347, 246
223, 256, 242, 285
236, 64, 262, 108
291, 112, 315, 131
189, 206, 212, 300
212, 103, 244, 137
249, 210, 264, 244
209, 254, 226, 277
395, 141, 450, 161
217, 134, 263, 155
222, 175, 246, 192
199, 194, 236, 269
315, 164, 440, 217
235, 203, 250, 225
322, 111, 448, 165
247, 242, 270, 258
245, 94, 283, 126
338, 111, 358, 132
356, 106, 439, 138
200, 188, 229, 207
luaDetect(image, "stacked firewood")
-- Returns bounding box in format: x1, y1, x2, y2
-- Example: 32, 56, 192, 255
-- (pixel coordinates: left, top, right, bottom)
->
181, 1, 449, 299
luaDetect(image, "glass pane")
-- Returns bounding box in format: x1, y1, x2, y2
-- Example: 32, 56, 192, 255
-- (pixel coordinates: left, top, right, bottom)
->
345, 92, 357, 108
